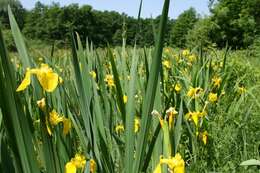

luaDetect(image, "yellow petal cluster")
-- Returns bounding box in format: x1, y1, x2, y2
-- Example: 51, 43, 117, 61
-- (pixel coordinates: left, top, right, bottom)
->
174, 83, 182, 93
162, 60, 171, 69
212, 76, 221, 88
208, 92, 218, 103
153, 153, 185, 173
48, 110, 72, 135
104, 74, 115, 87
182, 49, 190, 57
89, 71, 97, 79
115, 124, 124, 134
65, 153, 86, 173
188, 54, 196, 63
16, 64, 59, 92
238, 86, 246, 95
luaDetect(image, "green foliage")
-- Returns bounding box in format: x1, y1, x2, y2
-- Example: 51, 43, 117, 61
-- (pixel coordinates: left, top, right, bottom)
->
210, 0, 260, 48
19, 2, 174, 47
186, 18, 216, 48
0, 1, 26, 29
170, 8, 198, 48
2, 29, 16, 51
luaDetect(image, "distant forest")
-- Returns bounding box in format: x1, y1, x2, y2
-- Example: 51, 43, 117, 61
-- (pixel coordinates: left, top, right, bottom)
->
0, 0, 260, 48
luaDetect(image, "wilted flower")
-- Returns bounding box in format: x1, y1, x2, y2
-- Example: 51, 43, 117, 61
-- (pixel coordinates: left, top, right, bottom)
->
37, 98, 46, 110
90, 159, 96, 173
166, 107, 178, 129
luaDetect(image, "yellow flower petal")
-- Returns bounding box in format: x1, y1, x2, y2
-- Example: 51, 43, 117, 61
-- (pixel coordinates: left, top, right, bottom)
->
16, 70, 31, 92
115, 124, 124, 134
37, 98, 46, 110
208, 93, 218, 103
123, 95, 128, 104
90, 159, 96, 173
49, 110, 64, 126
72, 154, 86, 168
65, 162, 76, 173
134, 118, 140, 133
46, 123, 52, 136
153, 163, 161, 173
201, 131, 208, 145
63, 118, 72, 135
174, 83, 182, 93
191, 113, 199, 127
35, 64, 59, 92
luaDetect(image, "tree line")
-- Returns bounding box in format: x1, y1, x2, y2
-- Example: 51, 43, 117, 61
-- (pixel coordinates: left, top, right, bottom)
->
0, 0, 260, 49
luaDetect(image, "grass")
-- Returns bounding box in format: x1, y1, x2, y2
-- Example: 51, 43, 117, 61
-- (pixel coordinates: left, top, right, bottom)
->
0, 3, 260, 173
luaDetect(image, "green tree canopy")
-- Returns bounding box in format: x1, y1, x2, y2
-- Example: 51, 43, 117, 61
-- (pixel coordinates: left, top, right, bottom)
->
171, 8, 198, 48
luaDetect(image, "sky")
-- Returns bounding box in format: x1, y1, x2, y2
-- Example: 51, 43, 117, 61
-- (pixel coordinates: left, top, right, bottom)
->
19, 0, 210, 19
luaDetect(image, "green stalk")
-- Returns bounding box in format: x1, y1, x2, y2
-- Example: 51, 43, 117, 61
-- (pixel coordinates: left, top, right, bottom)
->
133, 0, 170, 172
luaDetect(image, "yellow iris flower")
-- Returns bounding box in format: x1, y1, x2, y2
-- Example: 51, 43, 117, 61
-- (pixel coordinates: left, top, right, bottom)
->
104, 74, 115, 87
185, 111, 206, 127
49, 110, 64, 126
212, 76, 221, 88
65, 153, 86, 173
153, 153, 185, 173
208, 92, 218, 103
115, 124, 124, 134
187, 87, 203, 99
48, 110, 72, 136
174, 83, 182, 93
182, 49, 190, 57
162, 60, 171, 69
16, 64, 59, 92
